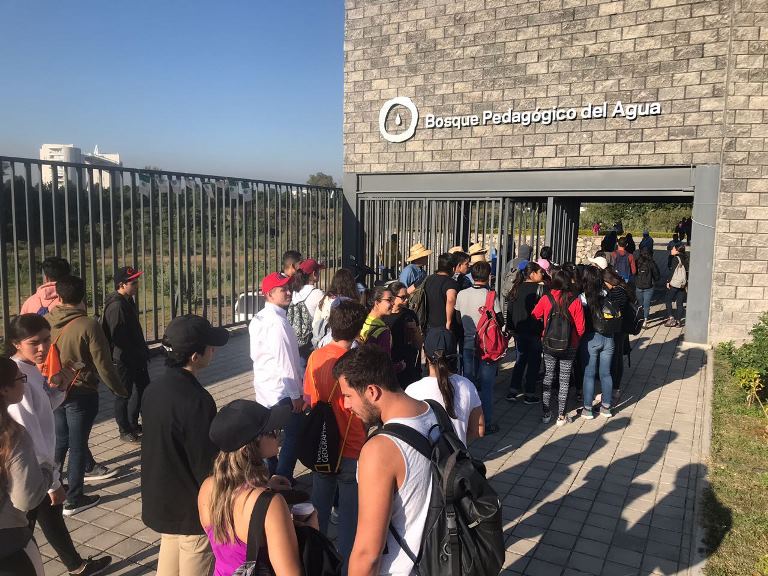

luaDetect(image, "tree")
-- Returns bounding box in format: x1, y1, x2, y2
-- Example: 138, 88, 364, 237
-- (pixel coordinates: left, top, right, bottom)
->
307, 172, 337, 188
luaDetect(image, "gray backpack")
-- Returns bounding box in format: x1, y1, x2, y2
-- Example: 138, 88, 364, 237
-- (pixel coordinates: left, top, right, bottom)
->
287, 288, 317, 346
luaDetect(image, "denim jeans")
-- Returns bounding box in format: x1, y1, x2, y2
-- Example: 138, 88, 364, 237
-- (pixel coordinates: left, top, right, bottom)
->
114, 361, 150, 434
636, 287, 653, 321
312, 457, 358, 572
509, 333, 542, 395
462, 347, 498, 427
267, 397, 304, 480
54, 391, 98, 503
581, 332, 615, 410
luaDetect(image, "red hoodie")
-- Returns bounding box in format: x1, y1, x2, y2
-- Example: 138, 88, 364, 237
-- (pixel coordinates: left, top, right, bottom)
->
20, 282, 61, 315
531, 289, 585, 349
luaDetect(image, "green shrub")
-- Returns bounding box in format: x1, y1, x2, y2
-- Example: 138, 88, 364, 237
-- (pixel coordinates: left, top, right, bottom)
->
723, 313, 768, 418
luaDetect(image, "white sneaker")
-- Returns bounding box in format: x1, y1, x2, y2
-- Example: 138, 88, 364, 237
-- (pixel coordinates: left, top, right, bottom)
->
556, 415, 568, 427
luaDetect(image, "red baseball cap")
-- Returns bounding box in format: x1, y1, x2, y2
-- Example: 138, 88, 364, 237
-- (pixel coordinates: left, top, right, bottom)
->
298, 259, 325, 274
261, 272, 291, 294
115, 266, 143, 287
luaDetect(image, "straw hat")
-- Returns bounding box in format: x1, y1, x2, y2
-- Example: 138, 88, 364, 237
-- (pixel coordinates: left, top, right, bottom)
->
406, 243, 432, 262
470, 253, 487, 264
468, 242, 487, 255
448, 245, 465, 254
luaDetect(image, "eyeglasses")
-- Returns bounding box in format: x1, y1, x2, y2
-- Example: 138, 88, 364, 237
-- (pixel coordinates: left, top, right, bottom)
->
395, 294, 409, 302
15, 374, 27, 384
379, 298, 394, 303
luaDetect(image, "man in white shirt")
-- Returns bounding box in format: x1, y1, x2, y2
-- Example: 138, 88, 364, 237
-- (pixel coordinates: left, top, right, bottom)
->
249, 272, 305, 480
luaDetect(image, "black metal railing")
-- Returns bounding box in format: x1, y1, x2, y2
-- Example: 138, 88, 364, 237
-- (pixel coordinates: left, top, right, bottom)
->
0, 156, 343, 343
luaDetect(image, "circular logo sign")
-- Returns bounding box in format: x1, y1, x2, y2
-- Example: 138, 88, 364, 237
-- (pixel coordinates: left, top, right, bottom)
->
379, 97, 419, 143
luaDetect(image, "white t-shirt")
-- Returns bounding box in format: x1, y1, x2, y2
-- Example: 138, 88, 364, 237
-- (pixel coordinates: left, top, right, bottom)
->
292, 285, 325, 319
406, 374, 482, 444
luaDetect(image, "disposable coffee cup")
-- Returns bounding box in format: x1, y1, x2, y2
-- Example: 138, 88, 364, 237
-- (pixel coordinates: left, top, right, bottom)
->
291, 502, 315, 522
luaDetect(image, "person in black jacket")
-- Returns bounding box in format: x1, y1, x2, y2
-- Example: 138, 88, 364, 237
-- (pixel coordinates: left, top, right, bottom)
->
141, 314, 229, 576
603, 268, 631, 402
505, 261, 545, 404
634, 248, 660, 325
102, 267, 150, 443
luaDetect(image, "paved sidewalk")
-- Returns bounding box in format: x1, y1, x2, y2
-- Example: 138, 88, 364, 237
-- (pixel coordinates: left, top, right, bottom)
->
38, 304, 709, 576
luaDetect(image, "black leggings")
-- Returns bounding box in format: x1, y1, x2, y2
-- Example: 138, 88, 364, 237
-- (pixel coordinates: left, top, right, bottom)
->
28, 494, 83, 571
665, 287, 685, 320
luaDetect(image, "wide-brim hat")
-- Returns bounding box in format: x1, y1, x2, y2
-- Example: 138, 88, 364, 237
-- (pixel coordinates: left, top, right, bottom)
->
448, 245, 465, 254
407, 243, 432, 262
470, 253, 487, 264
468, 242, 487, 257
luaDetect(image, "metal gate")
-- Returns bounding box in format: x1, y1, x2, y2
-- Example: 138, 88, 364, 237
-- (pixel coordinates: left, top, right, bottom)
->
358, 196, 547, 291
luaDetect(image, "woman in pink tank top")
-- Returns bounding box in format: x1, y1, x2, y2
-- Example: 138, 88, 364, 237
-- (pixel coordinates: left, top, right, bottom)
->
198, 399, 310, 575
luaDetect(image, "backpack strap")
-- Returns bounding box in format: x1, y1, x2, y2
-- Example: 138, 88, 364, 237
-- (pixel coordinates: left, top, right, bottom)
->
481, 289, 495, 315
246, 490, 276, 562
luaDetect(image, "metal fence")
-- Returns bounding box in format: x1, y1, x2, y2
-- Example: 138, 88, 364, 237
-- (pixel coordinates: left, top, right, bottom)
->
358, 196, 547, 292
0, 156, 343, 344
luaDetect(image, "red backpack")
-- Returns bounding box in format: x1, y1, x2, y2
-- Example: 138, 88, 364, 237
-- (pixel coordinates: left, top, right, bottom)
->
475, 290, 509, 362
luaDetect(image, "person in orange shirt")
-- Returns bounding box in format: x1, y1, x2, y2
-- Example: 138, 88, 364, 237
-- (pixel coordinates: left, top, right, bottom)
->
304, 299, 367, 569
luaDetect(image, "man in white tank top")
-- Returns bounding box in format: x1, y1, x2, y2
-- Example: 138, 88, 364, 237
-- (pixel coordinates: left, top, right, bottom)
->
334, 344, 438, 576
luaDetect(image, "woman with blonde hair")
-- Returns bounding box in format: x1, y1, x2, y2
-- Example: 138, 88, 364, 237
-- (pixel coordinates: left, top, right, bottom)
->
198, 400, 311, 576
0, 357, 51, 576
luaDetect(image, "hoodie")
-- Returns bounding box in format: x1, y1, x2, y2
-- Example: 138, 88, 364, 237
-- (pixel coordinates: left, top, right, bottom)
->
20, 282, 61, 315
102, 291, 149, 366
45, 306, 128, 397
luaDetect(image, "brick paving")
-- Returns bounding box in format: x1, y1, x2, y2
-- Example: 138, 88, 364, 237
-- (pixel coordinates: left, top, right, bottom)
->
38, 301, 709, 576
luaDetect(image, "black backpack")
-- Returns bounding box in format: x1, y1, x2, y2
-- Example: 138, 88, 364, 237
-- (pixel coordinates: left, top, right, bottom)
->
408, 276, 430, 332
623, 299, 644, 336
593, 297, 623, 336
542, 293, 572, 353
371, 400, 505, 576
234, 490, 342, 576
297, 380, 345, 474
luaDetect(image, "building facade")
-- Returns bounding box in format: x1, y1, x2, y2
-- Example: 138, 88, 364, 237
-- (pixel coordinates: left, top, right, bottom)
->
40, 143, 122, 188
343, 0, 768, 344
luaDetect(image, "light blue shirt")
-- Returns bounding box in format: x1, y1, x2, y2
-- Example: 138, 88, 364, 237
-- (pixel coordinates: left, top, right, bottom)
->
399, 264, 426, 288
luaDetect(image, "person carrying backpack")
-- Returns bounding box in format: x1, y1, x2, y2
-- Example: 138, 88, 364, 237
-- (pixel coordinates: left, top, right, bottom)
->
602, 269, 631, 401
336, 345, 504, 576
611, 237, 637, 284
634, 248, 660, 325
289, 259, 326, 362
664, 244, 689, 327
20, 257, 70, 316
531, 269, 585, 426
454, 261, 502, 434
399, 243, 431, 294
303, 300, 367, 567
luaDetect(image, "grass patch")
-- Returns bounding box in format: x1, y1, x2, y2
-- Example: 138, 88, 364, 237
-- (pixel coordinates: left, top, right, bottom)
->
703, 350, 768, 576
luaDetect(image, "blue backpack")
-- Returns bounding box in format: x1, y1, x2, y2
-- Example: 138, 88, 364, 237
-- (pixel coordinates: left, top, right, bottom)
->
614, 252, 632, 282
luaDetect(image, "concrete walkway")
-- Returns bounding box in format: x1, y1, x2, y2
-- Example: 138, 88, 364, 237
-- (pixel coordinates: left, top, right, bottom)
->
37, 304, 709, 576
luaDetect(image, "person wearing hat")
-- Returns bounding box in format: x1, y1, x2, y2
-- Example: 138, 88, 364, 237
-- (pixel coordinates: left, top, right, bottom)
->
102, 266, 150, 444
588, 255, 609, 270
290, 259, 326, 361
467, 242, 487, 265
141, 314, 229, 576
399, 243, 432, 294
198, 400, 305, 576
407, 329, 484, 444
249, 273, 305, 482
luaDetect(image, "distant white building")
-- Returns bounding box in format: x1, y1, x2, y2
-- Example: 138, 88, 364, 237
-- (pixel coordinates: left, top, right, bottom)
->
40, 144, 122, 188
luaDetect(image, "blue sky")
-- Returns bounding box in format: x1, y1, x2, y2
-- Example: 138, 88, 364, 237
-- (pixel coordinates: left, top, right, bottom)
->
1, 0, 344, 184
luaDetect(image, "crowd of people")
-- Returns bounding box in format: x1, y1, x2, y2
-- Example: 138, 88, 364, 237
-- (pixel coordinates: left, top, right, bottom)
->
0, 231, 690, 576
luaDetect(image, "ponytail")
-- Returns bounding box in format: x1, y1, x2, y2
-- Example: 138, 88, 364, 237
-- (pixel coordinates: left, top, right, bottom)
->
429, 352, 457, 419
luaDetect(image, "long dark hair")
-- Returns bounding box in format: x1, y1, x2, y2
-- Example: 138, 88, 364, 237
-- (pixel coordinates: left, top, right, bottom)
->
581, 266, 604, 320
603, 267, 637, 304
426, 351, 458, 419
550, 269, 575, 310
319, 268, 359, 312
0, 357, 22, 490
5, 314, 51, 357
508, 261, 542, 302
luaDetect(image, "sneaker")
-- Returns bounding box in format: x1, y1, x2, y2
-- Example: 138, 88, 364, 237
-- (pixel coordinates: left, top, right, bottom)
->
581, 408, 595, 420
63, 494, 100, 516
556, 415, 568, 427
330, 507, 339, 525
523, 395, 540, 405
84, 464, 118, 482
70, 556, 112, 576
541, 411, 552, 424
119, 432, 141, 444
505, 389, 521, 402
664, 317, 675, 327
600, 405, 613, 418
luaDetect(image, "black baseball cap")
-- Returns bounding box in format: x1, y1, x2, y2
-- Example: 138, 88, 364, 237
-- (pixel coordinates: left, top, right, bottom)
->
423, 328, 458, 362
162, 314, 230, 354
209, 399, 292, 452
115, 266, 143, 287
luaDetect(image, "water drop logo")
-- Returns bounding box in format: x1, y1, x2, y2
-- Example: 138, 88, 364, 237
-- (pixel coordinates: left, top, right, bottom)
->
379, 97, 419, 143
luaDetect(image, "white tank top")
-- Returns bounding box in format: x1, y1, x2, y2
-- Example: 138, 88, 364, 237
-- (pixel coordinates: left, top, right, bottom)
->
378, 404, 439, 576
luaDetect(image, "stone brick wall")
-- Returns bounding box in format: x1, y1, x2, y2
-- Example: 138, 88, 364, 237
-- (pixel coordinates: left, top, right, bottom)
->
343, 0, 768, 342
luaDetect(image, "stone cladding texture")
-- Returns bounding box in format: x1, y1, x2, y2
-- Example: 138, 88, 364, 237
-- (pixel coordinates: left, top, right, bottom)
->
344, 0, 768, 342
